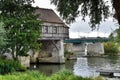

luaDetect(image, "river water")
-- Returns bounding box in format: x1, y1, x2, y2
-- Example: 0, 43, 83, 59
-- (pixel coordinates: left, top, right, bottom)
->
30, 56, 120, 79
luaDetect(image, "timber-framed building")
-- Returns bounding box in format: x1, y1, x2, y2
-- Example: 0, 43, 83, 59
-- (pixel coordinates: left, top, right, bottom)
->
32, 8, 69, 63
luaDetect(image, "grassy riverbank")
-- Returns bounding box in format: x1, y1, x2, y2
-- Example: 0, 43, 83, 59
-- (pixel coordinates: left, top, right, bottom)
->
0, 70, 103, 80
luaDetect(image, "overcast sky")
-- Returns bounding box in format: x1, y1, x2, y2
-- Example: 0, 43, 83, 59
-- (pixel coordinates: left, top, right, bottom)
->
33, 0, 119, 38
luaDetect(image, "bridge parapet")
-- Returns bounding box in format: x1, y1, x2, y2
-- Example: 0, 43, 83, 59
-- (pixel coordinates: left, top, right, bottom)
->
64, 37, 109, 43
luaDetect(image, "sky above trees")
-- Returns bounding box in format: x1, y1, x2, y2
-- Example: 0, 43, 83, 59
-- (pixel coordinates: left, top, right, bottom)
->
33, 0, 119, 38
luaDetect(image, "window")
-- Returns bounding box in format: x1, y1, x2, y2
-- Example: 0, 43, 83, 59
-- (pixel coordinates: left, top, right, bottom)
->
44, 26, 48, 33
53, 27, 57, 33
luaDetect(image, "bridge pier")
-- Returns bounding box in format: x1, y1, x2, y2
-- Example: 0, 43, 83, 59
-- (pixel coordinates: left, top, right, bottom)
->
65, 43, 87, 56
31, 39, 65, 64
87, 42, 104, 56
65, 42, 104, 56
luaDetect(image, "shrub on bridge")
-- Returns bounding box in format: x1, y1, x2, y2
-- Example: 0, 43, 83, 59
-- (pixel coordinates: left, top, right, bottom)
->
64, 50, 75, 59
104, 42, 119, 56
64, 50, 74, 56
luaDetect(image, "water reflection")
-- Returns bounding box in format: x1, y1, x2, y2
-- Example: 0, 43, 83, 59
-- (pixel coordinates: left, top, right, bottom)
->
74, 57, 99, 77
30, 57, 120, 77
108, 56, 119, 64
30, 64, 65, 76
87, 57, 120, 70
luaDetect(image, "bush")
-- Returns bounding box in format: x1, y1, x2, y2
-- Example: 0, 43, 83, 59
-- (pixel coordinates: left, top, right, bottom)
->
104, 42, 119, 55
65, 50, 74, 55
0, 59, 25, 74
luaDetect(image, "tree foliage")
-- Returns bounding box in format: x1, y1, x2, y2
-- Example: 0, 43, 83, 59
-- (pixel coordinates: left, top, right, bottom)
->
51, 0, 120, 30
0, 20, 7, 54
0, 21, 6, 46
110, 28, 120, 43
104, 42, 119, 55
0, 0, 41, 59
112, 0, 120, 25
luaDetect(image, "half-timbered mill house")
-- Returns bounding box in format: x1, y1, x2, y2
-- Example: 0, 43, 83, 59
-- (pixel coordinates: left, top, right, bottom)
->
32, 8, 69, 63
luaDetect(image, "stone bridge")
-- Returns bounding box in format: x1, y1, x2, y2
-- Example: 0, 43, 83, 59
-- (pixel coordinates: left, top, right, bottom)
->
64, 37, 109, 56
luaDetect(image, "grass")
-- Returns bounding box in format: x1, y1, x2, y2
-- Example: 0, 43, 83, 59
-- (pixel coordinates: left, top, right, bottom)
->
0, 70, 104, 80
0, 71, 46, 80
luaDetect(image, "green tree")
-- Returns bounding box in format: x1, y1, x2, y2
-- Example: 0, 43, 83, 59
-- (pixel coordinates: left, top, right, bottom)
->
51, 0, 120, 30
109, 28, 120, 43
0, 0, 41, 60
0, 20, 7, 54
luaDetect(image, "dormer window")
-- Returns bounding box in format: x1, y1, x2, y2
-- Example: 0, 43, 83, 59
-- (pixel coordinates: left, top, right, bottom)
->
53, 26, 57, 33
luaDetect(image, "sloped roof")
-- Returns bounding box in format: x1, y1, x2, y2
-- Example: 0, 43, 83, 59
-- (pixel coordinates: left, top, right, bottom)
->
35, 8, 64, 24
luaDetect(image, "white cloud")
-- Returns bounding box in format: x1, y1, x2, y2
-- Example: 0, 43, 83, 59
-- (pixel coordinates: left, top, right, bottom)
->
32, 0, 60, 18
69, 16, 119, 38
70, 31, 110, 38
33, 0, 53, 8
32, 1, 118, 38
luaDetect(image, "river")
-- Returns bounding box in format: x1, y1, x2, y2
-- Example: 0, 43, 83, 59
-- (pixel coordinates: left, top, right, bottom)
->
30, 56, 120, 79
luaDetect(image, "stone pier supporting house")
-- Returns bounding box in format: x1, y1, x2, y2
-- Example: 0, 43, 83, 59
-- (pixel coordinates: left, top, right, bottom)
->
38, 39, 65, 63
31, 8, 69, 63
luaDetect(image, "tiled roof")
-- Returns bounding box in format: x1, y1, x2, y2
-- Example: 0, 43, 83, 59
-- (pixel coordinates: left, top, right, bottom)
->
35, 8, 64, 24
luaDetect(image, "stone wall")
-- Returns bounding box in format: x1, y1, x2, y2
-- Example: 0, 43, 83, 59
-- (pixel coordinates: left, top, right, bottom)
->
87, 42, 104, 55
65, 43, 85, 52
64, 43, 86, 56
2, 53, 30, 68
65, 42, 104, 56
18, 56, 30, 68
